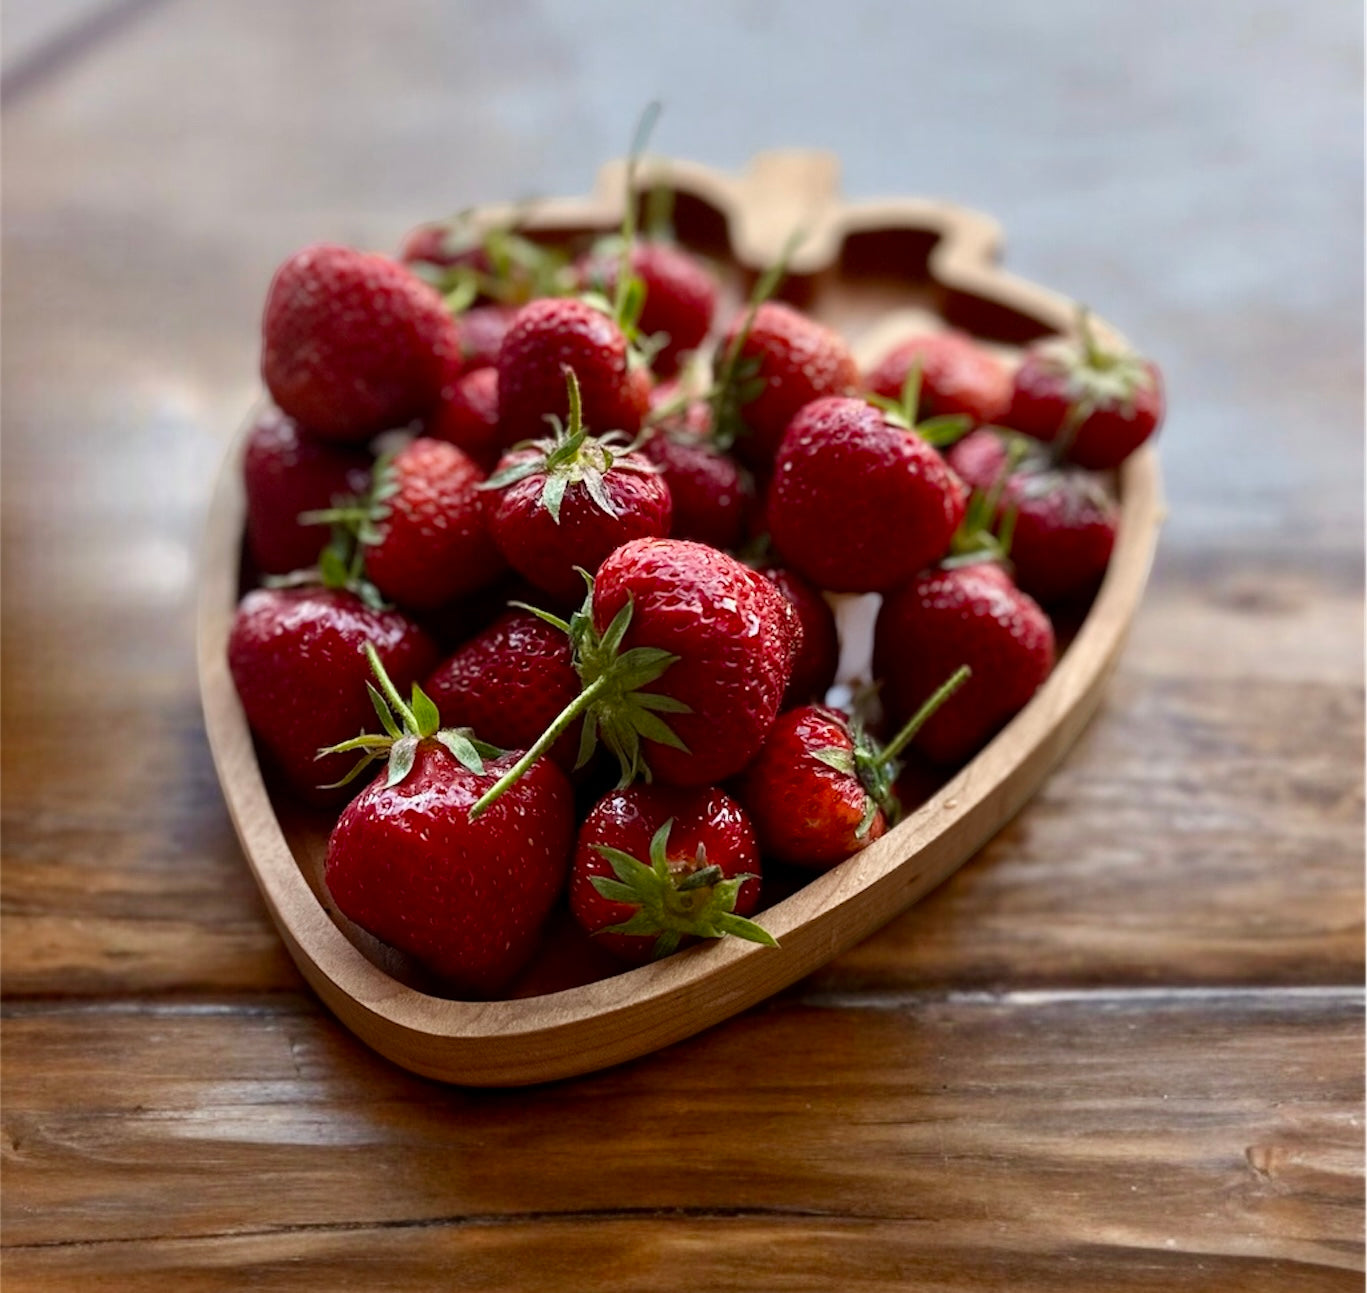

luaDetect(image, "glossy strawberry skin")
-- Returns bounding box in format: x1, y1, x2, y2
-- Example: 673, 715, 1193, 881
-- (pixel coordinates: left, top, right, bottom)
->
261, 244, 460, 443
758, 566, 839, 706
642, 430, 750, 551
592, 538, 799, 785
577, 241, 718, 376
865, 332, 1012, 425
227, 587, 438, 805
721, 302, 858, 466
768, 397, 967, 593
497, 298, 648, 442
365, 438, 505, 611
325, 743, 575, 996
739, 706, 885, 868
1009, 350, 1164, 470
423, 609, 582, 773
242, 407, 372, 575
874, 563, 1055, 765
426, 366, 502, 470
570, 784, 761, 964
948, 429, 1117, 605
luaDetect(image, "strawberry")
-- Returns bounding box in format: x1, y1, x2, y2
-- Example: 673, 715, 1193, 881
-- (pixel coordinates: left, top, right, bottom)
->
577, 239, 718, 376
458, 304, 518, 369
570, 784, 775, 963
400, 222, 570, 307
226, 585, 437, 804
641, 427, 750, 551
469, 537, 799, 817
947, 428, 1117, 604
739, 667, 969, 867
874, 562, 1055, 765
757, 565, 839, 705
865, 331, 1011, 425
422, 609, 583, 773
321, 646, 575, 996
497, 297, 649, 443
261, 244, 460, 443
242, 406, 371, 575
1008, 310, 1165, 469
766, 387, 967, 593
427, 366, 502, 470
480, 371, 672, 602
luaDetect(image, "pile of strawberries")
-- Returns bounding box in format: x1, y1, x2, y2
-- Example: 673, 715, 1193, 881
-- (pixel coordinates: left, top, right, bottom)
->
227, 158, 1164, 999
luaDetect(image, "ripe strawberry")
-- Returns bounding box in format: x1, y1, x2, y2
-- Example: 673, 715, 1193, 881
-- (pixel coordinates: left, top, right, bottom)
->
577, 239, 718, 376
226, 585, 437, 804
427, 366, 502, 470
458, 304, 518, 369
948, 428, 1117, 604
1008, 310, 1165, 469
641, 427, 750, 551
570, 784, 774, 963
242, 406, 371, 575
481, 371, 672, 602
757, 565, 839, 705
739, 667, 969, 867
261, 244, 460, 443
423, 609, 583, 773
470, 537, 799, 817
714, 301, 858, 466
767, 392, 967, 593
865, 331, 1011, 425
874, 562, 1055, 765
321, 645, 575, 996
497, 297, 649, 443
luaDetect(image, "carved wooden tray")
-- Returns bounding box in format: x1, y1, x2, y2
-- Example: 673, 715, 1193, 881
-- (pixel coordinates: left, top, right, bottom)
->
197, 151, 1163, 1086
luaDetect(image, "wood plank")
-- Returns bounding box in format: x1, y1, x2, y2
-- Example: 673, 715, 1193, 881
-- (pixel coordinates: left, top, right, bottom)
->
3, 990, 1361, 1275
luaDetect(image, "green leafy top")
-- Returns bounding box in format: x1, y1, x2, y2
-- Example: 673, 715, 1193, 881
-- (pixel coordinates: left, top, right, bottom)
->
865, 355, 974, 450
1038, 305, 1157, 422
407, 212, 574, 310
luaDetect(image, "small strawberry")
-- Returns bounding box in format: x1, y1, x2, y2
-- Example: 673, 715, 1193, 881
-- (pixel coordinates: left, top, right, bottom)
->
640, 426, 750, 551
261, 244, 460, 443
469, 537, 799, 817
226, 584, 437, 804
1008, 309, 1165, 469
480, 370, 672, 602
458, 304, 518, 369
427, 366, 502, 470
874, 562, 1055, 765
321, 645, 575, 996
242, 406, 372, 575
948, 428, 1117, 604
757, 565, 839, 705
865, 330, 1011, 425
738, 667, 969, 868
570, 784, 775, 963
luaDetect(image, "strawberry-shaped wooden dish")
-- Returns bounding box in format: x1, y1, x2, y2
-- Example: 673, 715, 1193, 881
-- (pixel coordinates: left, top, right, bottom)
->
198, 152, 1163, 1086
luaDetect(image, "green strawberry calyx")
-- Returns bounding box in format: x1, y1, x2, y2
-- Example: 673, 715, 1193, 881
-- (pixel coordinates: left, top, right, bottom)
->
407, 211, 574, 310
1038, 305, 1156, 424
943, 430, 1034, 571
865, 356, 974, 450
589, 818, 778, 959
316, 643, 503, 791
263, 489, 389, 613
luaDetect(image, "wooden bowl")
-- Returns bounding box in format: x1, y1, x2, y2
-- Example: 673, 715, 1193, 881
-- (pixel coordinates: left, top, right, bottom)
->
197, 151, 1163, 1086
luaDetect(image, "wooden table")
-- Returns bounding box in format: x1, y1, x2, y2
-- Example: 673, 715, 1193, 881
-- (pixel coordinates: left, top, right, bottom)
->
3, 2, 1362, 1288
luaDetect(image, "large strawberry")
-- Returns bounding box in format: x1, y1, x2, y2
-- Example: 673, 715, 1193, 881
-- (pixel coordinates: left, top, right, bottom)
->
321, 646, 575, 997
480, 371, 672, 602
242, 406, 371, 575
227, 584, 437, 804
570, 784, 774, 963
865, 331, 1011, 425
426, 366, 502, 470
1008, 309, 1165, 469
874, 562, 1054, 765
757, 565, 839, 706
261, 244, 460, 443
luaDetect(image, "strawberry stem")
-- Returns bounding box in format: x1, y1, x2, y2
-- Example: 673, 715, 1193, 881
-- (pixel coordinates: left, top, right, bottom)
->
873, 665, 972, 768
899, 357, 923, 428
364, 642, 418, 732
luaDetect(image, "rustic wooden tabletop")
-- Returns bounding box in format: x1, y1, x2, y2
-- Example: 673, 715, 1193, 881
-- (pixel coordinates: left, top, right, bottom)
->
3, 2, 1363, 1289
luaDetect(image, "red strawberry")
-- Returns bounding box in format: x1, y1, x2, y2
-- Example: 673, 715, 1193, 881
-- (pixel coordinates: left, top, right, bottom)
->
423, 609, 583, 773
757, 566, 839, 705
1008, 310, 1165, 469
469, 537, 799, 817
641, 428, 750, 551
481, 371, 672, 602
570, 784, 774, 963
714, 301, 858, 466
427, 366, 502, 470
458, 304, 518, 369
226, 585, 437, 804
865, 331, 1011, 425
767, 394, 967, 593
577, 240, 718, 376
242, 406, 371, 575
497, 297, 649, 443
874, 562, 1055, 764
322, 646, 574, 996
948, 428, 1117, 604
261, 244, 460, 443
